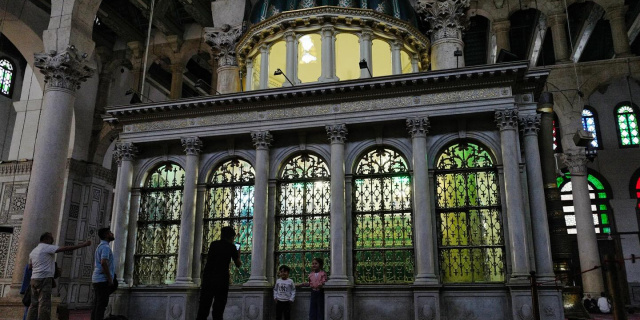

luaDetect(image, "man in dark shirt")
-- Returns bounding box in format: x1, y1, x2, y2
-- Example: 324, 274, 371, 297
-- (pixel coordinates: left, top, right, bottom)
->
196, 226, 242, 320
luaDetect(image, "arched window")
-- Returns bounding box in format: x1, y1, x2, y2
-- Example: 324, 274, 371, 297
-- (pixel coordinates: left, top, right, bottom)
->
631, 168, 640, 213
203, 158, 255, 284
276, 153, 331, 283
581, 107, 601, 148
434, 142, 505, 283
352, 147, 414, 284
553, 113, 562, 152
557, 172, 613, 235
0, 59, 14, 97
135, 163, 185, 285
615, 104, 639, 146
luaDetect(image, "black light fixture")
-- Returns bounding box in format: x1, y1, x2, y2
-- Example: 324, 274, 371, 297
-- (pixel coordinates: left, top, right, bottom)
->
359, 59, 372, 77
195, 79, 221, 95
125, 88, 154, 104
274, 68, 294, 86
454, 48, 463, 68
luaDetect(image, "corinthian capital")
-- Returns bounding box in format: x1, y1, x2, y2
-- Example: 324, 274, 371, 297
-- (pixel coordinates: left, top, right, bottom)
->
251, 131, 273, 149
326, 124, 348, 143
34, 45, 95, 91
181, 137, 203, 155
416, 0, 470, 42
519, 114, 541, 136
114, 142, 138, 166
204, 24, 243, 67
562, 149, 588, 176
406, 117, 430, 138
495, 109, 519, 131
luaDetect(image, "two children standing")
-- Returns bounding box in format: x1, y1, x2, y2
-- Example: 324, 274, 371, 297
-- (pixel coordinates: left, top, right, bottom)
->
273, 257, 327, 320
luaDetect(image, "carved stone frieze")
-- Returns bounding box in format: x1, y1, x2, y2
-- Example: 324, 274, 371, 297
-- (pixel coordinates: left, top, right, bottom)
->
326, 124, 348, 143
519, 114, 541, 136
0, 161, 32, 176
205, 24, 243, 67
114, 142, 138, 166
181, 137, 203, 155
495, 109, 519, 131
416, 0, 470, 42
406, 117, 430, 138
562, 149, 588, 176
34, 45, 95, 91
251, 131, 273, 149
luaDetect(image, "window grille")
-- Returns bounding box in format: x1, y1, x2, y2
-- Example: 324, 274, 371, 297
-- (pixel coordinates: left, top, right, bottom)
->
616, 105, 639, 146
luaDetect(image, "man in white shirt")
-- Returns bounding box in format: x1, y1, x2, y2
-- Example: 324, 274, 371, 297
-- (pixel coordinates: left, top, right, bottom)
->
27, 232, 91, 320
598, 292, 611, 314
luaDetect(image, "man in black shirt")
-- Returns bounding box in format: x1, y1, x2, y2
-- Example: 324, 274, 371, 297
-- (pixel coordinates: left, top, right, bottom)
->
196, 226, 242, 320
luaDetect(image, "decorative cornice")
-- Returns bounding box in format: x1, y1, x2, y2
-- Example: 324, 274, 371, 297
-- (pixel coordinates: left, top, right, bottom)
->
181, 136, 203, 155
416, 0, 470, 42
34, 45, 95, 91
0, 161, 32, 176
519, 114, 541, 136
326, 124, 348, 143
562, 149, 588, 176
495, 109, 519, 131
114, 142, 138, 166
205, 24, 243, 67
406, 117, 430, 138
251, 131, 273, 149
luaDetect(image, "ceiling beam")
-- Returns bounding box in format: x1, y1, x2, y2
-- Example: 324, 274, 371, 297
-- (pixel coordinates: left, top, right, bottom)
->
97, 5, 146, 43
129, 0, 184, 37
570, 5, 604, 62
178, 0, 213, 27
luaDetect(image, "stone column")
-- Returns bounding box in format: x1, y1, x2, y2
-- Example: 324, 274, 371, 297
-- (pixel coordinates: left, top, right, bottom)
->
548, 14, 570, 62
493, 20, 511, 56
124, 189, 141, 285
562, 149, 605, 296
406, 117, 438, 284
205, 24, 243, 94
169, 62, 185, 99
495, 109, 531, 281
192, 185, 207, 285
260, 46, 269, 89
359, 29, 373, 78
174, 137, 202, 284
605, 6, 633, 57
11, 47, 94, 290
417, 0, 469, 70
520, 115, 555, 282
246, 131, 272, 286
326, 124, 349, 285
245, 59, 254, 91
112, 142, 137, 283
391, 41, 403, 74
320, 25, 339, 82
284, 30, 297, 86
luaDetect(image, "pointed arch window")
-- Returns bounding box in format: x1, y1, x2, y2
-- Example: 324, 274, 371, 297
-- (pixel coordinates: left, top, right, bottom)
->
352, 147, 414, 284
581, 107, 601, 148
0, 59, 14, 97
135, 163, 185, 285
276, 153, 331, 283
556, 172, 613, 235
434, 142, 505, 283
202, 158, 255, 284
615, 104, 639, 146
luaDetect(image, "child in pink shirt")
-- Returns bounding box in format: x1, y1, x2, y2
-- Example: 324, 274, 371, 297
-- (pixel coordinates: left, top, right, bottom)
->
301, 257, 327, 320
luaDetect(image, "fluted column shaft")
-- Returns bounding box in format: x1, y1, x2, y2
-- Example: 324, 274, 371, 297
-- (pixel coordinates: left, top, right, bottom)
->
548, 14, 570, 62
360, 29, 373, 78
284, 31, 297, 86
407, 117, 438, 284
112, 142, 137, 283
320, 26, 338, 82
326, 124, 349, 284
606, 6, 633, 57
520, 115, 555, 281
192, 186, 207, 285
391, 41, 403, 75
175, 137, 202, 284
246, 131, 272, 286
563, 150, 605, 296
495, 109, 531, 280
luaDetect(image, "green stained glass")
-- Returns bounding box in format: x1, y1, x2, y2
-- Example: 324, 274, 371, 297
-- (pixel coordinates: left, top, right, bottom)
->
617, 106, 639, 146
588, 175, 605, 190
601, 214, 608, 224
598, 192, 607, 199
603, 227, 611, 234
0, 59, 12, 96
558, 172, 613, 235
599, 204, 607, 210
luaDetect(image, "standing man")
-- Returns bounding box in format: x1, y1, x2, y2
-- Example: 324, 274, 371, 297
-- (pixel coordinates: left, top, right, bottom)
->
91, 228, 116, 320
196, 226, 242, 320
27, 232, 91, 320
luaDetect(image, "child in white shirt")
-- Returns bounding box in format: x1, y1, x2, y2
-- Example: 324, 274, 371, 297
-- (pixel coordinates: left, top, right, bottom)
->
273, 265, 296, 320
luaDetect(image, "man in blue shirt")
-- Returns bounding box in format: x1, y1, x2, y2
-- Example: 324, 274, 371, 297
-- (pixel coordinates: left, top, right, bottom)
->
91, 228, 115, 320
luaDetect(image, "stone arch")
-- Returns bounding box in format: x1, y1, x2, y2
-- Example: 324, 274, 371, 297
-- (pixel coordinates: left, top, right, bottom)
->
428, 131, 502, 168
134, 155, 187, 188
346, 138, 412, 175
199, 151, 257, 184
270, 145, 331, 180
0, 9, 45, 88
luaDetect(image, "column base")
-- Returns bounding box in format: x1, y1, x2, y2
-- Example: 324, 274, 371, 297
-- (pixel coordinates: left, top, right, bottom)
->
243, 277, 270, 288
326, 275, 351, 286
536, 273, 558, 286
508, 273, 531, 285
324, 286, 352, 320
241, 286, 271, 320
413, 273, 439, 285
413, 287, 440, 320
171, 278, 197, 288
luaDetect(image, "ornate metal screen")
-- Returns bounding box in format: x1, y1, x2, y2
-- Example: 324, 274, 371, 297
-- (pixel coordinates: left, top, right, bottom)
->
353, 147, 414, 284
434, 142, 505, 283
203, 158, 255, 284
134, 163, 185, 285
276, 153, 331, 283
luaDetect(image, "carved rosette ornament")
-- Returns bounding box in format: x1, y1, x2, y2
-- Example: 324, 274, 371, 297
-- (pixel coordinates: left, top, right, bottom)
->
204, 24, 243, 67
114, 142, 138, 166
181, 137, 203, 155
326, 124, 348, 143
562, 149, 588, 176
416, 0, 470, 42
251, 131, 273, 149
519, 114, 541, 136
495, 109, 519, 131
34, 45, 95, 91
406, 117, 430, 138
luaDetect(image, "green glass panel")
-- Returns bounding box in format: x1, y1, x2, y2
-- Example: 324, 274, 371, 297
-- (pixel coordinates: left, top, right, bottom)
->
588, 175, 605, 190
599, 204, 607, 210
601, 214, 608, 224
603, 227, 611, 234
598, 192, 607, 199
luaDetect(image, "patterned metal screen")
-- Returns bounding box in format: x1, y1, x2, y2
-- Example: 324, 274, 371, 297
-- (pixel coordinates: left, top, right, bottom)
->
0, 59, 13, 97
434, 142, 505, 283
557, 173, 613, 235
202, 158, 255, 284
134, 163, 185, 285
276, 153, 331, 283
353, 147, 414, 284
616, 105, 639, 146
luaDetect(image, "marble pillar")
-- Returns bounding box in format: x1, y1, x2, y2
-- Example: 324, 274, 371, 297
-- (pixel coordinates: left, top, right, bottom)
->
548, 14, 570, 62
205, 24, 243, 94
246, 131, 272, 286
562, 149, 605, 296
320, 25, 339, 82
284, 31, 297, 86
605, 6, 633, 57
493, 20, 511, 55
495, 109, 531, 281
11, 46, 94, 291
175, 137, 202, 284
360, 29, 373, 78
326, 124, 349, 285
406, 117, 438, 284
417, 0, 469, 70
391, 41, 403, 75
260, 46, 269, 89
192, 185, 207, 285
124, 189, 141, 285
112, 142, 137, 283
520, 115, 555, 282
